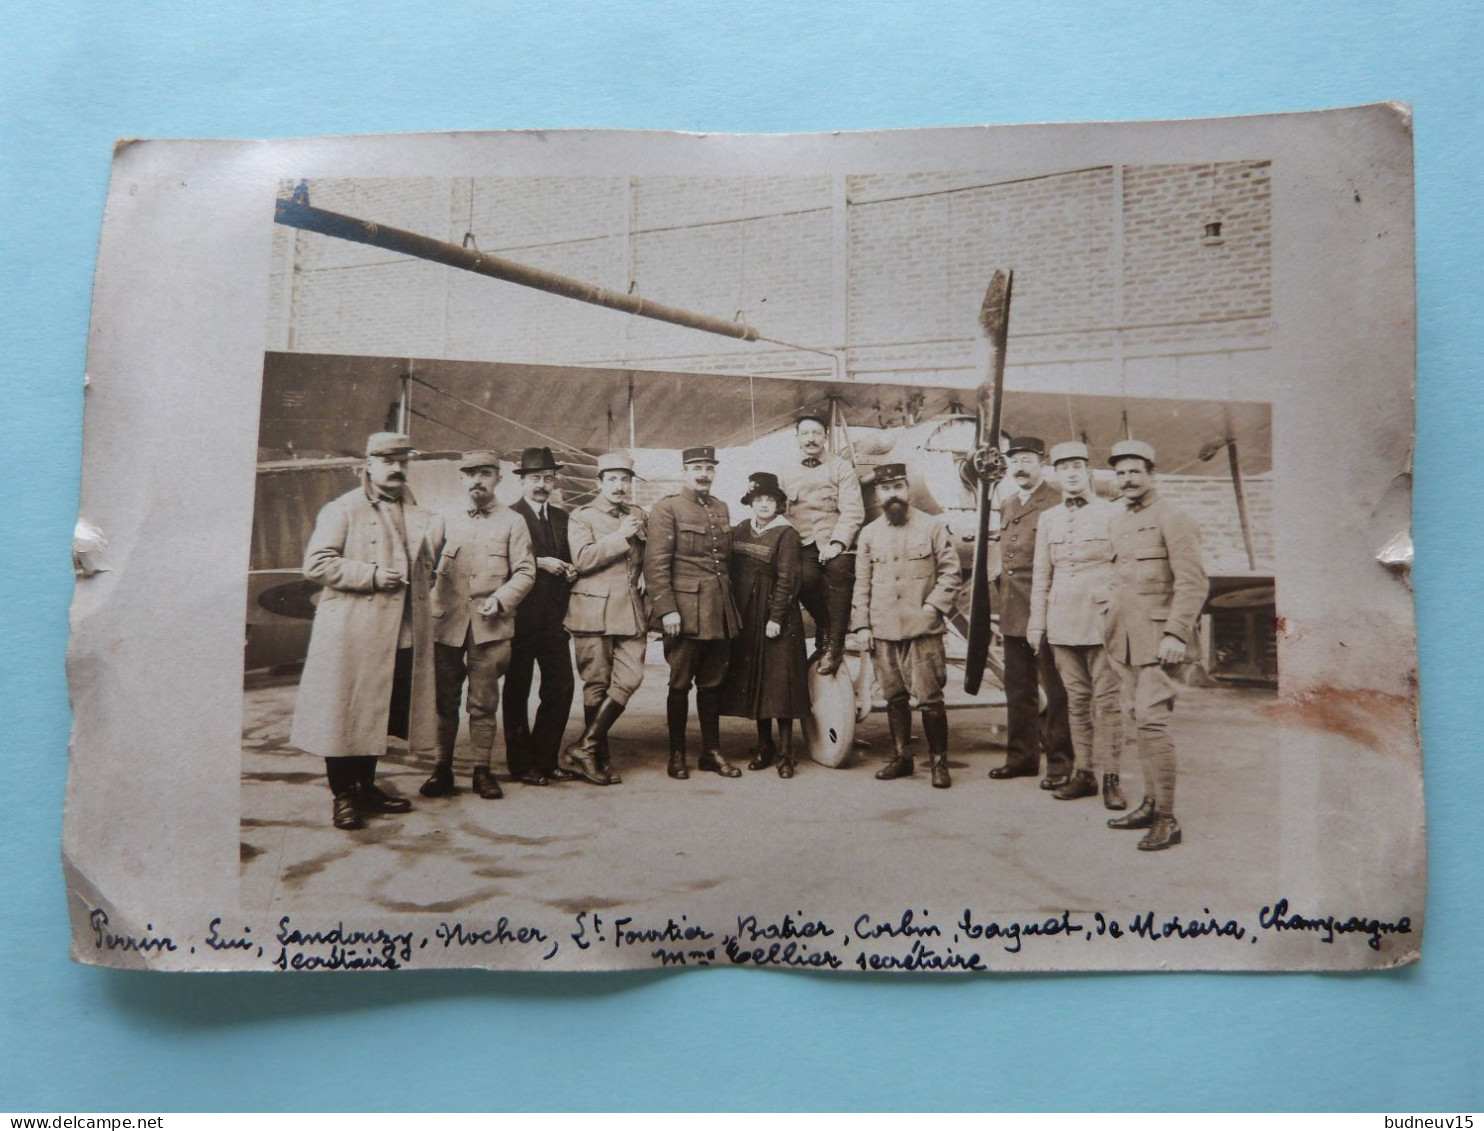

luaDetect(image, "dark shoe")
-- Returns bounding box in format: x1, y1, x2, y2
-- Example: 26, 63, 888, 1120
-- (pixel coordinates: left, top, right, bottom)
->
668, 750, 689, 780
1040, 773, 1070, 791
546, 766, 579, 783
471, 766, 504, 799
876, 755, 914, 780
989, 763, 1038, 780
1102, 773, 1127, 811
749, 738, 776, 771
332, 795, 365, 831
517, 769, 550, 786
1108, 796, 1158, 830
698, 749, 742, 778
558, 741, 609, 786
357, 780, 412, 814
1053, 769, 1098, 800
777, 756, 795, 779
1138, 815, 1182, 851
595, 753, 621, 785
931, 757, 951, 789
816, 635, 843, 676
419, 763, 457, 798
776, 723, 796, 779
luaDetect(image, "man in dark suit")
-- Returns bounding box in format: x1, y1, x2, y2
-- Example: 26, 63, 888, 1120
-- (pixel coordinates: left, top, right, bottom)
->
502, 446, 579, 786
988, 437, 1075, 787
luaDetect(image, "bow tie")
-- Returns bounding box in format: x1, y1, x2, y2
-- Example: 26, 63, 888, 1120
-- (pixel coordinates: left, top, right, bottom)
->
609, 505, 628, 518
801, 457, 821, 468
1066, 496, 1088, 509
468, 505, 492, 518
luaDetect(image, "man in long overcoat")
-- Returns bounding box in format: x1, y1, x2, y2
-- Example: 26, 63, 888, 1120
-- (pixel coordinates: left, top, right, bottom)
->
290, 432, 446, 831
504, 446, 578, 787
645, 445, 743, 780
561, 450, 649, 785
1101, 439, 1208, 851
989, 436, 1075, 787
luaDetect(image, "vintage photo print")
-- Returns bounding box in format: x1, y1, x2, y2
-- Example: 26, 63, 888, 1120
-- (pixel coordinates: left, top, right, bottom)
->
68, 107, 1421, 971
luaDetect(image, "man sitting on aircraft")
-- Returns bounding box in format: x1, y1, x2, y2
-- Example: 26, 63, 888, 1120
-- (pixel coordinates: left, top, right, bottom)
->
851, 463, 962, 788
1027, 442, 1124, 809
289, 432, 445, 831
560, 451, 649, 786
422, 450, 537, 801
645, 445, 744, 780
781, 412, 864, 676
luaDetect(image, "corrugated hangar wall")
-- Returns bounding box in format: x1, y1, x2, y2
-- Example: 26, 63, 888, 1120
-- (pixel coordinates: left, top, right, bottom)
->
266, 163, 1272, 402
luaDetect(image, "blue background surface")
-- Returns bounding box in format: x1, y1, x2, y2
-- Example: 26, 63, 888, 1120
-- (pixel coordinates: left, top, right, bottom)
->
3, 1, 1480, 1112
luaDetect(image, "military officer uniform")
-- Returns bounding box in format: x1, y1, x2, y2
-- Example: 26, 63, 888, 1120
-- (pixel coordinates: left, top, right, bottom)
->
1101, 439, 1208, 851
1028, 441, 1124, 806
850, 464, 962, 788
644, 445, 743, 779
427, 452, 537, 799
561, 450, 649, 785
992, 437, 1075, 785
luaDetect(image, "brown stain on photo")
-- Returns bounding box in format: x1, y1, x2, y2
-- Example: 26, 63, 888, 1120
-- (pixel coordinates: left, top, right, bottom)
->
1264, 686, 1418, 755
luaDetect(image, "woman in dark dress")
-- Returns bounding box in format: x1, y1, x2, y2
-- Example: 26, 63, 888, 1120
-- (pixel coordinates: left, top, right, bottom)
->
721, 472, 812, 777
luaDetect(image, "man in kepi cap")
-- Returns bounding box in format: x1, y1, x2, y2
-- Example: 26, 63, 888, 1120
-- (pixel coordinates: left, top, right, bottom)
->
561, 451, 650, 785
503, 447, 578, 787
851, 463, 962, 787
1028, 441, 1125, 808
290, 433, 446, 831
989, 437, 1075, 787
780, 412, 864, 676
645, 445, 744, 780
1102, 440, 1208, 851
422, 450, 537, 800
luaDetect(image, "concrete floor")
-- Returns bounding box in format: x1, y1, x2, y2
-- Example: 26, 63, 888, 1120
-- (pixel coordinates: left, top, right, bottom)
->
240, 647, 1423, 971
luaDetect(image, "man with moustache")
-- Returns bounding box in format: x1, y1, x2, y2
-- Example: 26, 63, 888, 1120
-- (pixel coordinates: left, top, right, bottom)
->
1101, 440, 1208, 851
421, 451, 537, 800
1027, 442, 1124, 809
560, 451, 649, 785
290, 432, 445, 831
988, 437, 1076, 788
851, 464, 962, 788
504, 447, 579, 787
644, 445, 743, 780
780, 412, 864, 676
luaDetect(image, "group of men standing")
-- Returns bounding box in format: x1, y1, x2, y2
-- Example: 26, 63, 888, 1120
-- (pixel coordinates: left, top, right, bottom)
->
285, 420, 1205, 852
989, 436, 1207, 851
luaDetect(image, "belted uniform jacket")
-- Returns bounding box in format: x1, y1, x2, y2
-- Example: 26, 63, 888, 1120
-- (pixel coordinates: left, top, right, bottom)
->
1028, 494, 1118, 647
994, 479, 1063, 637
1102, 491, 1208, 666
431, 504, 536, 647
511, 498, 573, 633
566, 502, 649, 637
850, 507, 962, 641
290, 481, 445, 759
644, 488, 742, 640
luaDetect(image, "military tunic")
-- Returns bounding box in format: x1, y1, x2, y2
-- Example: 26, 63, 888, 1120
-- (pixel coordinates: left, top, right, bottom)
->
645, 487, 741, 691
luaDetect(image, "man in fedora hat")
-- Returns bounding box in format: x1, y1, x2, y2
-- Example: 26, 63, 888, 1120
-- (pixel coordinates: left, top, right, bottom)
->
561, 450, 649, 785
990, 436, 1075, 788
851, 463, 961, 788
503, 446, 579, 787
421, 450, 537, 800
1101, 440, 1208, 851
1027, 441, 1125, 809
645, 445, 743, 780
780, 412, 864, 676
290, 432, 445, 831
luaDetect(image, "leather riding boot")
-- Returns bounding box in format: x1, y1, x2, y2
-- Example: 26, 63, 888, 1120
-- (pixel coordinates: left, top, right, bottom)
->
1054, 768, 1099, 800
666, 690, 690, 779
922, 707, 950, 789
1102, 772, 1127, 811
421, 718, 461, 797
562, 699, 625, 785
817, 632, 843, 676
776, 720, 796, 779
1137, 814, 1182, 851
696, 689, 740, 777
877, 697, 915, 780
749, 719, 776, 771
357, 756, 412, 813
591, 698, 625, 784
1107, 795, 1157, 830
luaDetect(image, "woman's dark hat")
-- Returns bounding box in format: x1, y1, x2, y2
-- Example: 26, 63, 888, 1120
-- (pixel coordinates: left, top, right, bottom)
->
741, 471, 788, 508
